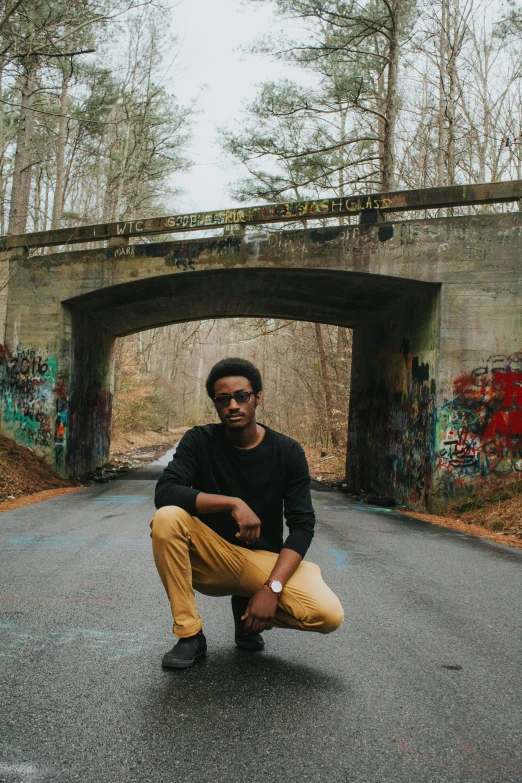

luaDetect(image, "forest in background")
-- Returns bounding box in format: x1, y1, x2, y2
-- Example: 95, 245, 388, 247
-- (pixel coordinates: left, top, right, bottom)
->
112, 319, 352, 481
0, 0, 520, 239
223, 0, 522, 202
0, 0, 191, 237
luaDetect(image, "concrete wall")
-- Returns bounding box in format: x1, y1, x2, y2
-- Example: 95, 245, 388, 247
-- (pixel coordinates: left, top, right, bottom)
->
346, 286, 440, 506
366, 214, 522, 508
1, 212, 520, 509
67, 312, 114, 476
0, 248, 70, 470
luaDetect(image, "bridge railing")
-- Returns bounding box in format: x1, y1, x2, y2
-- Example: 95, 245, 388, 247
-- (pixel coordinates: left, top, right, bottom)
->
2, 180, 521, 252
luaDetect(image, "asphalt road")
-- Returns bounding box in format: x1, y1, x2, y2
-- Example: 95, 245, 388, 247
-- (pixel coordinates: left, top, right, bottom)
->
1, 450, 521, 783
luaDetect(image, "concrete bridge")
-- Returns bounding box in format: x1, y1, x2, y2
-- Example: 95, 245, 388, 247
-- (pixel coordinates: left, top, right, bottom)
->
1, 182, 521, 510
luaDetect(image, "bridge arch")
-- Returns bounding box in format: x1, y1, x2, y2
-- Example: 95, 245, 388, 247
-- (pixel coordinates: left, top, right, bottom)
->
64, 265, 440, 507
64, 265, 436, 333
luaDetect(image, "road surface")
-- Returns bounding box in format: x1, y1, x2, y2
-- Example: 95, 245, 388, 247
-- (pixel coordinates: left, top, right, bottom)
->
1, 450, 521, 783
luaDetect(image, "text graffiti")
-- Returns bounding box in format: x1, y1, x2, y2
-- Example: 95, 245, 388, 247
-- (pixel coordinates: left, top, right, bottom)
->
0, 344, 69, 468
114, 196, 392, 237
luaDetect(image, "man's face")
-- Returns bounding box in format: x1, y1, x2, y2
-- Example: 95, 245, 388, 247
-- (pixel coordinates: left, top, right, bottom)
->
213, 375, 261, 430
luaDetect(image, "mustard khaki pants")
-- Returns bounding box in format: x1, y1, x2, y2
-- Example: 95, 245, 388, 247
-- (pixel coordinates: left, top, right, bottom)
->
150, 505, 344, 638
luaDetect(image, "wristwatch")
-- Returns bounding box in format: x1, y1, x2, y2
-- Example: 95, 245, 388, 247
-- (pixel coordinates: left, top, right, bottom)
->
264, 578, 283, 594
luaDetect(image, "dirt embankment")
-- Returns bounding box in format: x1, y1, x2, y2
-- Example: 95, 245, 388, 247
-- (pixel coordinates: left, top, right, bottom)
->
0, 429, 184, 513
0, 433, 73, 504
404, 486, 522, 550
109, 428, 181, 455
305, 446, 347, 485
404, 504, 521, 550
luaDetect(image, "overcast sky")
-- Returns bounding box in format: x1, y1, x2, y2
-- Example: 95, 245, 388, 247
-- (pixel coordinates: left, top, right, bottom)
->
167, 0, 297, 213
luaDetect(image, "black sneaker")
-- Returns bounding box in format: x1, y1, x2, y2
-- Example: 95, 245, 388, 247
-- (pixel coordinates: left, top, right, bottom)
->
231, 595, 265, 651
161, 631, 207, 669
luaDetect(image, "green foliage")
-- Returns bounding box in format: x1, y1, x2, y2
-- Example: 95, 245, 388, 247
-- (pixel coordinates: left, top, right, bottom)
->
224, 0, 417, 200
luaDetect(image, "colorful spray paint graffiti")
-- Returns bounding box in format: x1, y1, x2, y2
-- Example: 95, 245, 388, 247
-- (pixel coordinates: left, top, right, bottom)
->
387, 342, 437, 506
0, 344, 68, 469
437, 352, 522, 492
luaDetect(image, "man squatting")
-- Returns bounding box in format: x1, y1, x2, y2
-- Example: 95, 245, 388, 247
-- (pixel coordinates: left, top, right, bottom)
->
151, 358, 344, 668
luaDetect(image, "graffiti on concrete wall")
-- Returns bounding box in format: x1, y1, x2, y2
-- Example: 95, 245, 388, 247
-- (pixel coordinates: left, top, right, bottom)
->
108, 224, 377, 268
388, 341, 437, 506
437, 352, 522, 490
0, 344, 68, 469
347, 339, 437, 507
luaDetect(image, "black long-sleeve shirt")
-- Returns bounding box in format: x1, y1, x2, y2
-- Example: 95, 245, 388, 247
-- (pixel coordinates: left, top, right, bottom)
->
154, 423, 315, 558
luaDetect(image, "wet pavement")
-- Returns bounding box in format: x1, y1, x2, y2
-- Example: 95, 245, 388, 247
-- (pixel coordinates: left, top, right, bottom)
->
1, 450, 521, 783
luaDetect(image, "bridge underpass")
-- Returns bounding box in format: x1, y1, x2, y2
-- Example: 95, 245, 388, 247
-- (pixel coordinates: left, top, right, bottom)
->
65, 264, 439, 503
1, 182, 521, 510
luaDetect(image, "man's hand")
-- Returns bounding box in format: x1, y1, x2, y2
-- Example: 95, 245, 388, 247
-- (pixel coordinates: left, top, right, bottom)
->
231, 498, 261, 544
241, 586, 278, 633
241, 548, 302, 633
195, 493, 261, 544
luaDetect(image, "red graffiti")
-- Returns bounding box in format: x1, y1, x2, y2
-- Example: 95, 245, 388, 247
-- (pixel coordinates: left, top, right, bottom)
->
453, 371, 494, 403
439, 353, 522, 485
484, 410, 522, 439
55, 374, 68, 399
491, 369, 522, 407
482, 370, 522, 438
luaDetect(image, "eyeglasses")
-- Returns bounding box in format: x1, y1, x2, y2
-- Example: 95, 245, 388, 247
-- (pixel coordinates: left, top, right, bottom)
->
213, 391, 256, 407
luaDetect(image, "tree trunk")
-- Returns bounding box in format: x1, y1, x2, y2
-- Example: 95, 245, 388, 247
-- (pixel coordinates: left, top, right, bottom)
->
51, 71, 69, 229
102, 103, 119, 222
32, 165, 42, 231
9, 59, 37, 235
0, 66, 5, 235
437, 0, 448, 186
378, 69, 386, 190
114, 116, 131, 220
43, 176, 50, 232
382, 0, 401, 192
315, 322, 339, 448
112, 338, 126, 407
337, 106, 347, 225
446, 0, 457, 185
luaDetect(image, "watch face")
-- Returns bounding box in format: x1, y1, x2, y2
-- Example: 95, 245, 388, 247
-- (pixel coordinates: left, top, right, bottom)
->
271, 580, 283, 594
